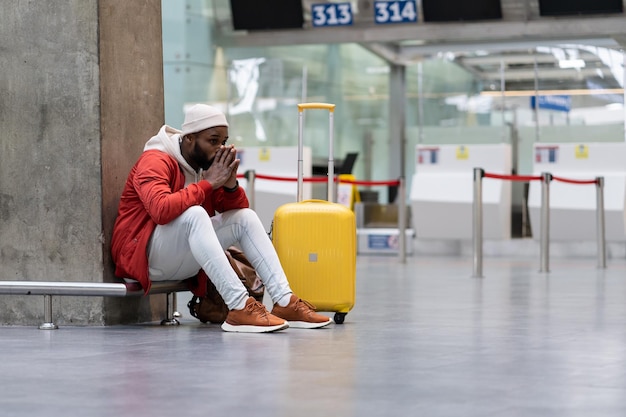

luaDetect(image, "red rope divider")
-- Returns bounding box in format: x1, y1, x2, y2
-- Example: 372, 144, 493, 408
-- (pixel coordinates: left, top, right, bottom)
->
251, 173, 328, 183
237, 173, 400, 186
552, 175, 598, 185
338, 178, 401, 186
484, 173, 542, 181
483, 171, 599, 185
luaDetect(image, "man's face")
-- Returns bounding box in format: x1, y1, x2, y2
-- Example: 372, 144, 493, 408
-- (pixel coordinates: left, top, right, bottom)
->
188, 126, 229, 170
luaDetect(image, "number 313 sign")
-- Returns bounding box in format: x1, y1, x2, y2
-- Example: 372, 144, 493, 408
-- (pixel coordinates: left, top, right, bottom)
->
311, 3, 353, 27
374, 0, 417, 24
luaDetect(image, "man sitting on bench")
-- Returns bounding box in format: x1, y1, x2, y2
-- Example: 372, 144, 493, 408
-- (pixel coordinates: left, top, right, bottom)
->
111, 104, 332, 333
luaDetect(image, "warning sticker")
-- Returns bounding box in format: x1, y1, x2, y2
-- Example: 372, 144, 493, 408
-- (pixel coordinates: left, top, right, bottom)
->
456, 145, 469, 160
575, 144, 589, 159
259, 148, 270, 161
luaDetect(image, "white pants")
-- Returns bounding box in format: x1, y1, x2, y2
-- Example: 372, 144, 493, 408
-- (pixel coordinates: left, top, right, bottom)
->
147, 206, 292, 310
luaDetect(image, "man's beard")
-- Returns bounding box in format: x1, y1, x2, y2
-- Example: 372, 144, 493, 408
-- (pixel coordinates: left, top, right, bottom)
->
194, 142, 214, 170
199, 158, 214, 171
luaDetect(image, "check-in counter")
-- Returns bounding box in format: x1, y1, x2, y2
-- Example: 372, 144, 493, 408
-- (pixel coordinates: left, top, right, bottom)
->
527, 143, 626, 242
237, 146, 312, 232
409, 144, 512, 240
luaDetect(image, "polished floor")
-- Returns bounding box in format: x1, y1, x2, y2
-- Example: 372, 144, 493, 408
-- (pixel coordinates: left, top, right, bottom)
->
2, 250, 626, 417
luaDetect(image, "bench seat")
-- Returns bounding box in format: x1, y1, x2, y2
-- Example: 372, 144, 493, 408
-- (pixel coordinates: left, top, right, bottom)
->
0, 279, 190, 329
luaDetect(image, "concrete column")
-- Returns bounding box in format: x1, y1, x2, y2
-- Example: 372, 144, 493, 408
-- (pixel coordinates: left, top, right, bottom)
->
99, 1, 166, 325
0, 0, 166, 326
388, 64, 406, 203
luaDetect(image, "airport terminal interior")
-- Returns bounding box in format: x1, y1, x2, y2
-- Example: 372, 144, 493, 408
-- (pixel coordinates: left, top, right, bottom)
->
3, 0, 626, 415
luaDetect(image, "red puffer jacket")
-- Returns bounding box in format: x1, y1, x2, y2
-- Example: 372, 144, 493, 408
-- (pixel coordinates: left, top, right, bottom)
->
111, 149, 248, 293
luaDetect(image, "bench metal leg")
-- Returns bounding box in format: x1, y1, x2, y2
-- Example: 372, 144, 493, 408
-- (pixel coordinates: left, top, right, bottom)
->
39, 295, 58, 330
173, 293, 182, 319
160, 292, 180, 326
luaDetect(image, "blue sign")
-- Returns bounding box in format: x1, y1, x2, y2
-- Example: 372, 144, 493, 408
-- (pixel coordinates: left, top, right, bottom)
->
531, 95, 571, 112
535, 146, 559, 164
417, 147, 439, 164
311, 3, 353, 27
374, 1, 417, 24
368, 234, 399, 250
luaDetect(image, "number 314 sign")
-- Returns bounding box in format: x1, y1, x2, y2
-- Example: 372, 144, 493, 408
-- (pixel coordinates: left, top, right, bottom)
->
374, 0, 417, 24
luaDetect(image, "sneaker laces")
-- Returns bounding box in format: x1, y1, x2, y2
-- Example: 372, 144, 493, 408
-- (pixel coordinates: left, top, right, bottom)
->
294, 298, 317, 314
245, 299, 269, 318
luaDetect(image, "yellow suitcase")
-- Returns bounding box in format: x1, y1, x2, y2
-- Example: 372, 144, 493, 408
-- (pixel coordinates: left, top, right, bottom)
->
272, 103, 356, 324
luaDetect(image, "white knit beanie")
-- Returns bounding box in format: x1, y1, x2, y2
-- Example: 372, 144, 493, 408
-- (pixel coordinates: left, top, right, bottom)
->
181, 104, 229, 136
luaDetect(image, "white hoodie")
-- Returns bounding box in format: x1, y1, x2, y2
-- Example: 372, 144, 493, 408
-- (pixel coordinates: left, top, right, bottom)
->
143, 125, 200, 186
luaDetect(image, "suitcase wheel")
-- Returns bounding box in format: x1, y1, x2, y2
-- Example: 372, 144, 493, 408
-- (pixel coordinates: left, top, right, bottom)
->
334, 312, 347, 324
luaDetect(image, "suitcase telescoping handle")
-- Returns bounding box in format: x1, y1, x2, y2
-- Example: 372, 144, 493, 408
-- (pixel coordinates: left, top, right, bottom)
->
297, 103, 336, 203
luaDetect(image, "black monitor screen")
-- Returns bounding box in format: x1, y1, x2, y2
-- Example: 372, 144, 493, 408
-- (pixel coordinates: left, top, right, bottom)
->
230, 0, 304, 31
538, 0, 623, 15
422, 0, 502, 22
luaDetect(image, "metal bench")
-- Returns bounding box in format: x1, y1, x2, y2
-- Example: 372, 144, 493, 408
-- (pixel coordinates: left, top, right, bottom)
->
0, 280, 189, 329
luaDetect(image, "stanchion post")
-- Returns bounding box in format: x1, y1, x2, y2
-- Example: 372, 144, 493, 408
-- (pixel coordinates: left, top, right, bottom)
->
596, 176, 607, 269
244, 170, 256, 211
472, 168, 484, 278
539, 172, 552, 273
397, 177, 407, 264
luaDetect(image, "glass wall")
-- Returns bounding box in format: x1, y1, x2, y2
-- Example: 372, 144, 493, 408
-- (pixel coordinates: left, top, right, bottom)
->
161, 1, 625, 203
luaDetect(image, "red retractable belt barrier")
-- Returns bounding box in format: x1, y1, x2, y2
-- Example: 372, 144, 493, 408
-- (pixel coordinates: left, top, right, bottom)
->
337, 178, 401, 186
482, 171, 599, 185
238, 172, 401, 186
483, 173, 542, 182
474, 168, 607, 278
552, 175, 599, 185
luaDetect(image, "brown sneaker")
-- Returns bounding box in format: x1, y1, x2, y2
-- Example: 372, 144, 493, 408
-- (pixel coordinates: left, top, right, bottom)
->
221, 297, 289, 333
271, 295, 333, 329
